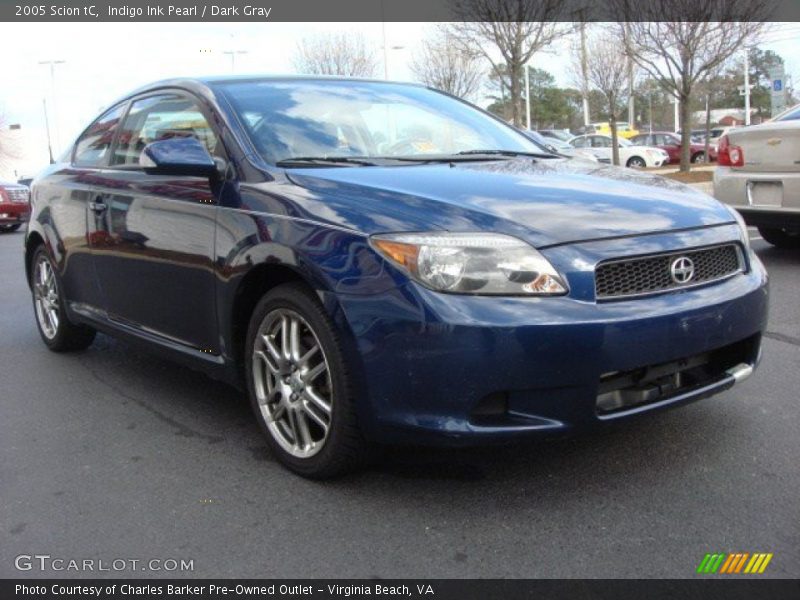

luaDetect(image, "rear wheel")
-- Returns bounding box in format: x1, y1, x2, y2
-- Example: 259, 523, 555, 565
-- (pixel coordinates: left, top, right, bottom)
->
626, 156, 646, 168
245, 282, 370, 478
30, 246, 96, 351
758, 226, 800, 249
691, 152, 706, 163
0, 224, 21, 232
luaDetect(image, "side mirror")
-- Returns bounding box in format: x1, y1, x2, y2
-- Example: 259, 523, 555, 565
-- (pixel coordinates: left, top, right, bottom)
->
141, 137, 218, 178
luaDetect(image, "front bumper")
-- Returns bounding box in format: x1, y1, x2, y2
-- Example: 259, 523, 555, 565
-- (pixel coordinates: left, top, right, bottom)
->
0, 202, 31, 225
339, 225, 768, 445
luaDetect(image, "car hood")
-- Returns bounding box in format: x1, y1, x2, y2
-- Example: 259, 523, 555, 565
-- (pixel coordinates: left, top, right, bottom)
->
286, 157, 735, 247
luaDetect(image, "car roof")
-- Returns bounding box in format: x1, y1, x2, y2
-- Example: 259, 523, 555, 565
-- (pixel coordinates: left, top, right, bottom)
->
108, 75, 431, 114
126, 74, 423, 94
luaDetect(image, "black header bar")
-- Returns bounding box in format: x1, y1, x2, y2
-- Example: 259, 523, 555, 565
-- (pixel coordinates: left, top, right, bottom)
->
3, 0, 800, 22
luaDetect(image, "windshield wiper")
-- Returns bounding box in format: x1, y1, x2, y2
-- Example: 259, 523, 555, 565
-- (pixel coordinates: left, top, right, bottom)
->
275, 156, 380, 168
454, 149, 558, 159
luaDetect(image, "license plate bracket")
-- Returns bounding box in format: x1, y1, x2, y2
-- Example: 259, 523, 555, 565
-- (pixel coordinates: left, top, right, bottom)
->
747, 181, 783, 207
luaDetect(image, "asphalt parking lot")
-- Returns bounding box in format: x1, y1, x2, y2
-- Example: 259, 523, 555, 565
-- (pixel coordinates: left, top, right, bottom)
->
1, 228, 798, 579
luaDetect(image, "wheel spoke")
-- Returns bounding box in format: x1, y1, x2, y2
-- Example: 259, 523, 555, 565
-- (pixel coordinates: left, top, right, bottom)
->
270, 402, 286, 422
304, 387, 331, 415
289, 317, 301, 362
254, 350, 280, 375
279, 315, 291, 360
299, 344, 319, 365
286, 407, 300, 444
302, 403, 330, 433
304, 360, 327, 383
294, 409, 312, 449
262, 334, 282, 365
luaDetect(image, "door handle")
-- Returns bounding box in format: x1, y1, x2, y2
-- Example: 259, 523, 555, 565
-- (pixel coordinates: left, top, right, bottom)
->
89, 197, 107, 213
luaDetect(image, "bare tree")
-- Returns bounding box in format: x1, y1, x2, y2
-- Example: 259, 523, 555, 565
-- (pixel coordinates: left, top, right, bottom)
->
580, 29, 630, 166
451, 0, 573, 126
410, 27, 485, 101
613, 0, 769, 171
292, 32, 378, 78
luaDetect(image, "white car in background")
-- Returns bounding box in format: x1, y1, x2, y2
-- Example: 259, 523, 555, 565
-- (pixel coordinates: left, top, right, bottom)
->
568, 134, 669, 168
519, 129, 599, 162
713, 102, 800, 248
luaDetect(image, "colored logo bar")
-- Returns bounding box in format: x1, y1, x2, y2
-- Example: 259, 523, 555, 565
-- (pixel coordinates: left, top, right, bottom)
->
697, 553, 773, 574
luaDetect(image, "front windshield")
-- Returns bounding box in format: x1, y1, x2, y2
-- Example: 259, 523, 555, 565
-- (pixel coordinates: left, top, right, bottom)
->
216, 79, 543, 164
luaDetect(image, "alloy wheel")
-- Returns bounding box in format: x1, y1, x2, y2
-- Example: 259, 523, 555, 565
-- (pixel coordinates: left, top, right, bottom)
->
251, 308, 333, 458
33, 255, 60, 340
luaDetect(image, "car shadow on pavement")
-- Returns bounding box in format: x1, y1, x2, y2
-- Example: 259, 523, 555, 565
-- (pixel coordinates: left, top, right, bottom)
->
67, 329, 752, 503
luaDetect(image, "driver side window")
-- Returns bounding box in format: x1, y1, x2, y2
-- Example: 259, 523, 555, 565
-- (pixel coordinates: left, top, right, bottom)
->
112, 95, 218, 167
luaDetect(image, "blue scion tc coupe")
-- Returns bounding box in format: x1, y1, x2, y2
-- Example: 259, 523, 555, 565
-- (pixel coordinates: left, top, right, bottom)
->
25, 77, 768, 478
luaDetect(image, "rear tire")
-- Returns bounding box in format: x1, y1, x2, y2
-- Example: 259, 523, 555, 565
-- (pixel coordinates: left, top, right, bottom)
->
30, 246, 96, 351
691, 152, 706, 163
244, 282, 370, 479
758, 227, 800, 249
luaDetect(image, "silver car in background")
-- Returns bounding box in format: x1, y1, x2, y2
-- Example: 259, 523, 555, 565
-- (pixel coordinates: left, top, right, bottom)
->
714, 103, 800, 248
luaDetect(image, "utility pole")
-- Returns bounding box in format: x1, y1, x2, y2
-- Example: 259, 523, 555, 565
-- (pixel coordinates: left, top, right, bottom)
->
38, 59, 65, 150
743, 49, 751, 125
580, 20, 590, 128
625, 23, 634, 127
525, 65, 531, 130
42, 98, 54, 164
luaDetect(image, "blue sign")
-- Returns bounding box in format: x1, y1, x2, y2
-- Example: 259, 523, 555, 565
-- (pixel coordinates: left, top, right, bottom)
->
773, 79, 783, 92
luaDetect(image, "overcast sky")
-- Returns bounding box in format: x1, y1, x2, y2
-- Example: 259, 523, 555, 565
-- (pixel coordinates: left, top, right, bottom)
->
0, 21, 797, 179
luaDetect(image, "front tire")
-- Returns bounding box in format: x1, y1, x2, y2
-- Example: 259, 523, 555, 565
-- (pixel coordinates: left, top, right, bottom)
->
626, 156, 646, 168
758, 226, 800, 249
245, 282, 369, 478
0, 224, 21, 232
30, 246, 96, 351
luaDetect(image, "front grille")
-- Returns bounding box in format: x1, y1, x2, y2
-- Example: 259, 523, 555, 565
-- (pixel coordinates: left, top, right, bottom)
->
4, 188, 29, 203
595, 244, 742, 300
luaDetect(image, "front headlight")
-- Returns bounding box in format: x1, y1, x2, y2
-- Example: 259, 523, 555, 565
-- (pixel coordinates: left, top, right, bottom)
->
369, 232, 568, 295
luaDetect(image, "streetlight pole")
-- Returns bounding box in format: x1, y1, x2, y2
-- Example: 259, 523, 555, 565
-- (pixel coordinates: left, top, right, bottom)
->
38, 59, 65, 150
222, 50, 247, 73
42, 98, 54, 164
382, 21, 389, 79
380, 21, 404, 80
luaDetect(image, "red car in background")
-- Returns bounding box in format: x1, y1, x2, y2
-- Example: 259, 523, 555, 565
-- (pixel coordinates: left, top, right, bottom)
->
630, 132, 717, 164
0, 181, 31, 232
